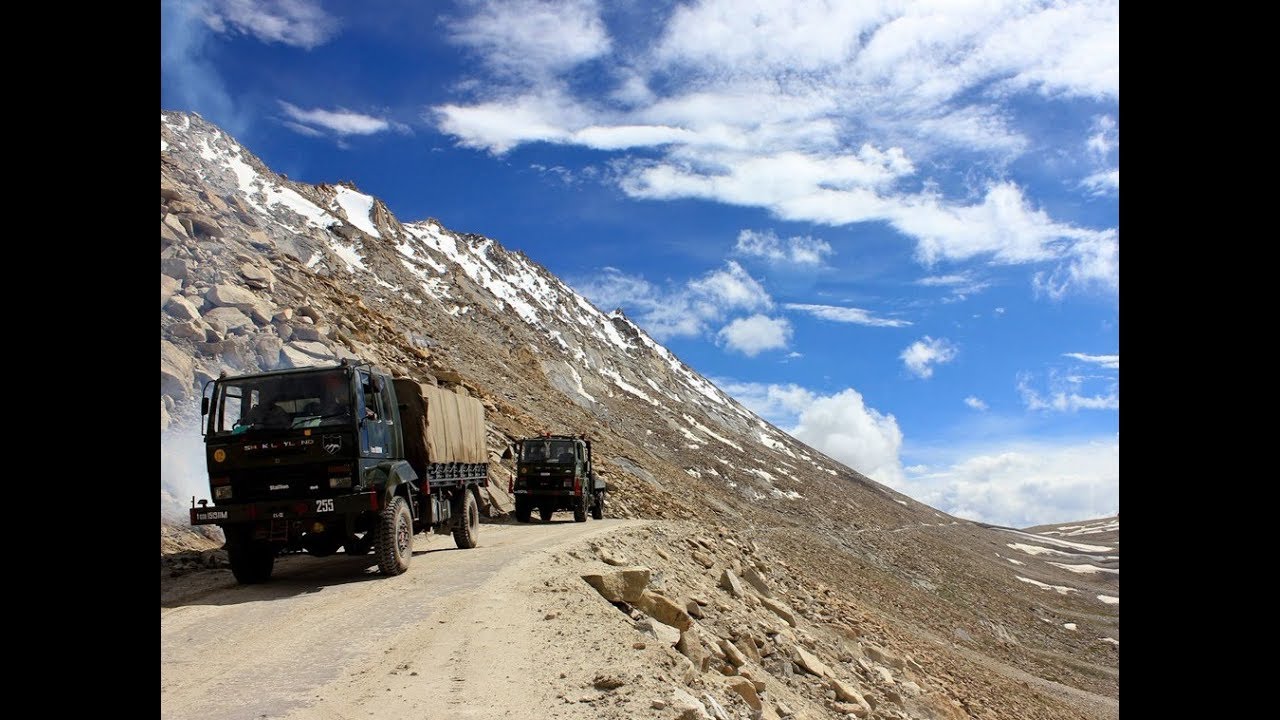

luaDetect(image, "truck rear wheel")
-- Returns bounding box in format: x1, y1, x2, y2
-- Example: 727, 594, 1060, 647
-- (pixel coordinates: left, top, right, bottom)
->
591, 491, 604, 520
539, 506, 554, 522
453, 489, 479, 549
377, 495, 413, 575
515, 497, 531, 523
225, 527, 274, 584
573, 493, 587, 523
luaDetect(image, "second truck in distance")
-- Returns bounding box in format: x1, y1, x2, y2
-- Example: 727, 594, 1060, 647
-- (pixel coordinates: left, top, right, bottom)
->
511, 434, 606, 523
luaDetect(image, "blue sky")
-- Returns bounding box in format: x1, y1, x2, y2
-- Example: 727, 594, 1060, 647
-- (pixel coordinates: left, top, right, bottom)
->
161, 0, 1119, 528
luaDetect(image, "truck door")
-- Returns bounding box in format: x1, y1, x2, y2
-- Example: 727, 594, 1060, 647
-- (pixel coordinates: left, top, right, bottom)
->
357, 370, 391, 459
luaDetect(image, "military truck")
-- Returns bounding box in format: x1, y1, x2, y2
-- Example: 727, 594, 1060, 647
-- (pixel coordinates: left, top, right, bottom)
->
510, 434, 605, 523
190, 360, 488, 584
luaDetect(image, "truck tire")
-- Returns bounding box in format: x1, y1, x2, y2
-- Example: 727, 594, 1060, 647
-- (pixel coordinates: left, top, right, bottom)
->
539, 506, 554, 522
453, 489, 479, 549
376, 495, 413, 575
225, 527, 274, 584
591, 490, 604, 520
573, 493, 588, 523
515, 497, 531, 523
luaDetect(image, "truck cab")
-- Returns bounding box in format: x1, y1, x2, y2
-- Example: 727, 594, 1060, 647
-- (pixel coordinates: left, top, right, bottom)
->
511, 434, 606, 523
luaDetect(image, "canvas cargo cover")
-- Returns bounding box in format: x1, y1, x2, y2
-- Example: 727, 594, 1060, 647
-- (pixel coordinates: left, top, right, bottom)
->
393, 379, 487, 467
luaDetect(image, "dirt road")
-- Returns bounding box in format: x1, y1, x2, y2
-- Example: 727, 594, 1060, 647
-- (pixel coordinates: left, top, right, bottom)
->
161, 518, 647, 720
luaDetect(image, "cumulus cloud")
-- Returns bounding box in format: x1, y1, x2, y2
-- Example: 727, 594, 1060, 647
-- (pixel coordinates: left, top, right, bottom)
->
718, 315, 792, 356
718, 379, 906, 486
432, 1, 1118, 297
964, 396, 988, 411
713, 379, 816, 427
198, 0, 338, 49
789, 388, 906, 488
572, 261, 771, 341
279, 102, 406, 137
734, 229, 834, 266
900, 336, 957, 378
903, 438, 1119, 527
784, 303, 910, 328
717, 377, 1117, 526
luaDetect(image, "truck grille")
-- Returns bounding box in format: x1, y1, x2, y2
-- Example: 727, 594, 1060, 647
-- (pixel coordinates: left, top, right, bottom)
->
231, 465, 332, 502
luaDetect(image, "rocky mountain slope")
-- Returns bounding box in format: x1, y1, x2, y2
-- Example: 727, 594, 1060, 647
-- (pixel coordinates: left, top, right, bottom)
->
160, 111, 1117, 719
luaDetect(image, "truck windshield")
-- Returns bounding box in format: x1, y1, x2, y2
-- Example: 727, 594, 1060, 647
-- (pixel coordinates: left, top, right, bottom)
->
210, 370, 353, 435
521, 440, 576, 464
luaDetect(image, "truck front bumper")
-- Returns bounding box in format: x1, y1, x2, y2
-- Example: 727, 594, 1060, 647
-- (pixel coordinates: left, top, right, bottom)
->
190, 492, 379, 525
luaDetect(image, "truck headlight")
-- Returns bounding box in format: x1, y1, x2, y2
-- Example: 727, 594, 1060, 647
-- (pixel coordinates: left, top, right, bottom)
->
214, 486, 233, 500
562, 479, 572, 487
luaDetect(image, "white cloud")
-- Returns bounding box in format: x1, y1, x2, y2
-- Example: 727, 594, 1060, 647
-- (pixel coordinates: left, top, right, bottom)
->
714, 380, 816, 426
900, 336, 957, 378
1082, 169, 1119, 195
1087, 115, 1118, 159
279, 102, 401, 137
282, 120, 324, 137
734, 229, 834, 266
716, 380, 906, 485
1033, 230, 1118, 299
916, 272, 990, 299
198, 0, 338, 49
789, 388, 906, 488
902, 437, 1119, 527
718, 315, 792, 356
433, 0, 1118, 297
785, 303, 910, 328
1018, 371, 1118, 412
691, 261, 773, 313
964, 396, 988, 411
1082, 115, 1118, 195
572, 261, 772, 341
445, 0, 610, 79
1063, 352, 1119, 370
719, 377, 1117, 526
995, 307, 1006, 314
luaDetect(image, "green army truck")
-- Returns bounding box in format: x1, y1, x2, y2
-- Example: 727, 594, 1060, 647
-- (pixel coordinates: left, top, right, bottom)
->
190, 360, 488, 584
510, 434, 605, 523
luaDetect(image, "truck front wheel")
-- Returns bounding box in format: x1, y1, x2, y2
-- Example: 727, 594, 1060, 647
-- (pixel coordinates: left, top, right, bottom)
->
377, 495, 413, 575
225, 527, 274, 584
515, 497, 531, 523
453, 489, 479, 549
591, 490, 604, 520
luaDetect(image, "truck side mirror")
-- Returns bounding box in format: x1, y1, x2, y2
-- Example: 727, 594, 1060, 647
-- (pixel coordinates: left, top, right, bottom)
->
201, 397, 209, 416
